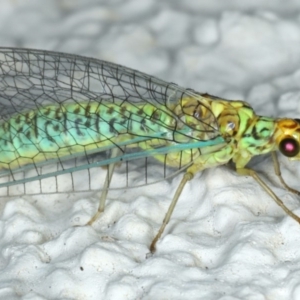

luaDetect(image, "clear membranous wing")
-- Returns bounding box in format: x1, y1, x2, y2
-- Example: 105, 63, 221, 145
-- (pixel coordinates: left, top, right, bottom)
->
0, 48, 224, 195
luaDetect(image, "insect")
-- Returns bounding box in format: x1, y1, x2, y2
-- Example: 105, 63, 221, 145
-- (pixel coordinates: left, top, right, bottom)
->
0, 47, 299, 253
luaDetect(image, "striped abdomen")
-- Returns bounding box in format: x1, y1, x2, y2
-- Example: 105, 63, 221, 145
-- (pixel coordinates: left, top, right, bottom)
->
0, 102, 176, 170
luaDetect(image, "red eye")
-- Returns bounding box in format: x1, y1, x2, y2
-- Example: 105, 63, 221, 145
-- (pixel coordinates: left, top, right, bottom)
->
279, 137, 299, 157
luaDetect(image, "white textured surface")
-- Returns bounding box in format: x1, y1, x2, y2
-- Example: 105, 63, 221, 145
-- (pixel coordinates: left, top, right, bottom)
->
1, 1, 300, 299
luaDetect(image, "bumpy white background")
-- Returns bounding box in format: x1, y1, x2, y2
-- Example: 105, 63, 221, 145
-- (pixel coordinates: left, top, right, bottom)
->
1, 1, 300, 299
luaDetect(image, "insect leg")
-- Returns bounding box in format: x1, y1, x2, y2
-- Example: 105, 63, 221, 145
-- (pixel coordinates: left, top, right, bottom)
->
150, 171, 193, 253
237, 167, 300, 223
86, 147, 122, 225
271, 152, 300, 196
149, 144, 234, 253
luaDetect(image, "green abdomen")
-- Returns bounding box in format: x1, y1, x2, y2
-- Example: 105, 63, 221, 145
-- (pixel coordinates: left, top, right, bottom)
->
0, 102, 175, 170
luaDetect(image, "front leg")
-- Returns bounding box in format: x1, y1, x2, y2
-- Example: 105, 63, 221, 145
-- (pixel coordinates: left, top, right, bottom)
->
271, 151, 300, 196
236, 167, 300, 224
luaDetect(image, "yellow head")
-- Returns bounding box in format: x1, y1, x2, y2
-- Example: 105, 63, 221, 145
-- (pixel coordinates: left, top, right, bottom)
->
275, 119, 300, 160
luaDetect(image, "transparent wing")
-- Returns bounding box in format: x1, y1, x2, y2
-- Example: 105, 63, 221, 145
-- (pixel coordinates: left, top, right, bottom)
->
0, 47, 225, 196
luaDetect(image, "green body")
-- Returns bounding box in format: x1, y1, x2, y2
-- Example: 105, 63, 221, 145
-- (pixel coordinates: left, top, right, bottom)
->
0, 94, 279, 175
0, 100, 223, 171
